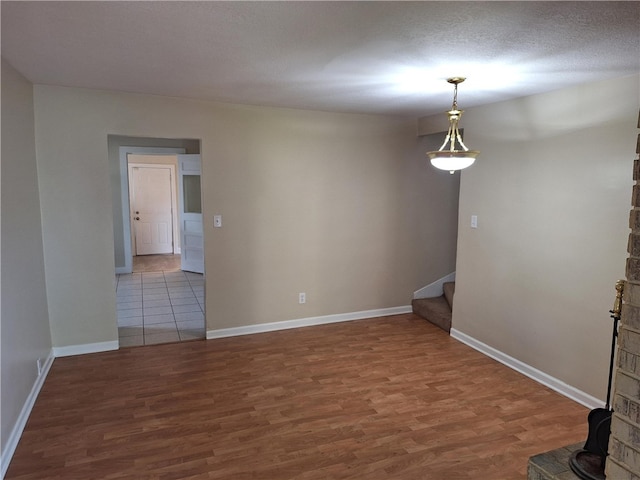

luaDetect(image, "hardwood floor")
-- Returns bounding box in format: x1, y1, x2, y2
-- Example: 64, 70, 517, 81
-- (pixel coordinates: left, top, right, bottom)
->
6, 314, 589, 479
133, 254, 181, 273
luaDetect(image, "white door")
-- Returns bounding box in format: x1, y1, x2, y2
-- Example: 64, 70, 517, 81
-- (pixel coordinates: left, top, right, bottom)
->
178, 155, 204, 273
129, 165, 174, 255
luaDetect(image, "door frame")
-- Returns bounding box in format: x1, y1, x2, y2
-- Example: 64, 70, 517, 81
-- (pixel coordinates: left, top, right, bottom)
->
128, 163, 178, 257
117, 146, 186, 274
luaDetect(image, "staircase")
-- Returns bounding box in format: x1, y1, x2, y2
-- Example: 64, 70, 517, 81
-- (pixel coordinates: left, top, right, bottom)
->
411, 282, 454, 333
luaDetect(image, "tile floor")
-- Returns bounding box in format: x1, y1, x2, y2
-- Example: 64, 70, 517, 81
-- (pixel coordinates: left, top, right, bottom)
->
116, 270, 205, 347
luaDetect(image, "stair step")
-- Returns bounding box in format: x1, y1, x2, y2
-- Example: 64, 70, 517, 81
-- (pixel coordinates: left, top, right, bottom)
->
411, 296, 451, 333
527, 443, 583, 480
443, 282, 455, 310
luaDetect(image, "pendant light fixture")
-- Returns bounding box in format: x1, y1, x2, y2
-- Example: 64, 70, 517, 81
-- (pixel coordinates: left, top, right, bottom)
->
427, 77, 479, 174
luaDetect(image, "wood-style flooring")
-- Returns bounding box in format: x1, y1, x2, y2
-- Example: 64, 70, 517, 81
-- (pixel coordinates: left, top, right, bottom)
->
6, 314, 589, 479
133, 254, 182, 273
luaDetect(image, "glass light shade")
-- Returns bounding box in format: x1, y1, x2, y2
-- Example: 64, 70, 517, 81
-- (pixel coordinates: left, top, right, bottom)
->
426, 77, 479, 174
428, 150, 478, 173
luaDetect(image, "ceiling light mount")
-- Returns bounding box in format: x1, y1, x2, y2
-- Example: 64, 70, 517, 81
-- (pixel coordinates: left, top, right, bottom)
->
427, 77, 479, 174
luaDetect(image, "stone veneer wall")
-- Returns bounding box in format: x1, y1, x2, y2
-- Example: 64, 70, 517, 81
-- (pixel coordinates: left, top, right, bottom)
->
608, 111, 640, 479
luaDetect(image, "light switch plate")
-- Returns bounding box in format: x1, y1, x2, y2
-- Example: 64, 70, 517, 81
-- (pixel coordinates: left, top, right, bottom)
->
214, 215, 222, 227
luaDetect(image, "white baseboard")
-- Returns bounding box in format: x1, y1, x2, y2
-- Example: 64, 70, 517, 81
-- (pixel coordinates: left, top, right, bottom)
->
207, 306, 412, 340
413, 272, 456, 299
1, 350, 54, 479
115, 266, 130, 275
52, 340, 119, 358
450, 328, 603, 410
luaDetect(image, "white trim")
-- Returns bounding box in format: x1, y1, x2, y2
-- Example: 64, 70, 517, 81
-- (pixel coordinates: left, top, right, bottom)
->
115, 266, 129, 275
207, 306, 412, 340
1, 350, 54, 479
413, 272, 456, 299
450, 328, 604, 410
118, 146, 186, 274
52, 341, 119, 358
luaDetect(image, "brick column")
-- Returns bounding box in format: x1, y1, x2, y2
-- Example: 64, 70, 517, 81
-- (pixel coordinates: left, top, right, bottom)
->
607, 111, 640, 479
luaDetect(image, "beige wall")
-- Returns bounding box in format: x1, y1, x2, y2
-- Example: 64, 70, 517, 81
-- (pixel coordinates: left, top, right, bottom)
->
33, 85, 459, 347
445, 74, 640, 399
1, 60, 52, 451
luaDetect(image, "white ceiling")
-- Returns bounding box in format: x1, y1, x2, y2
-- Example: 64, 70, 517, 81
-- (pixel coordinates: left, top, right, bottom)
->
2, 1, 639, 117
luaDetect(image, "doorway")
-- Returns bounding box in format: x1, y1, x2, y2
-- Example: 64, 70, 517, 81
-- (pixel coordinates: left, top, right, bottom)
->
114, 145, 205, 348
116, 146, 187, 274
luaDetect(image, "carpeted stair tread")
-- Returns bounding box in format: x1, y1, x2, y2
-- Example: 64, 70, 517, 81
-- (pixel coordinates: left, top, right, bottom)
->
443, 282, 455, 310
411, 295, 452, 333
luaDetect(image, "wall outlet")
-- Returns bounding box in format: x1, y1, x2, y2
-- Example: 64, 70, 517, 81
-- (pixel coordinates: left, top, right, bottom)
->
37, 358, 43, 376
299, 292, 306, 304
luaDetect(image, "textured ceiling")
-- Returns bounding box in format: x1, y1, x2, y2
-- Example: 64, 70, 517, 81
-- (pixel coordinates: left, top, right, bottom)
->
2, 1, 639, 117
